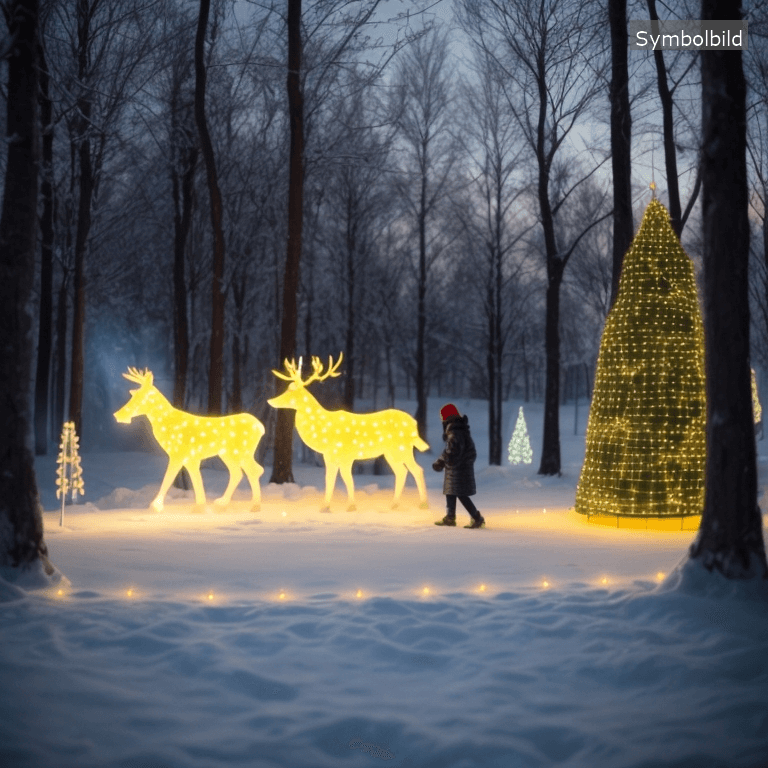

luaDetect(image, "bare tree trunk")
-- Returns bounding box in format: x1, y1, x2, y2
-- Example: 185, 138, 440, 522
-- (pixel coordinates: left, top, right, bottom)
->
688, 0, 768, 579
647, 0, 682, 237
344, 193, 356, 409
171, 146, 197, 409
0, 0, 52, 571
539, 263, 564, 475
414, 165, 428, 441
68, 0, 95, 437
194, 0, 226, 415
54, 273, 68, 430
34, 39, 54, 455
230, 273, 246, 412
271, 0, 303, 484
609, 0, 633, 309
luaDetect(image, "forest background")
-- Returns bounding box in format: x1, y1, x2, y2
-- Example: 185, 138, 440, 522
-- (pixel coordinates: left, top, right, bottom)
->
15, 0, 768, 479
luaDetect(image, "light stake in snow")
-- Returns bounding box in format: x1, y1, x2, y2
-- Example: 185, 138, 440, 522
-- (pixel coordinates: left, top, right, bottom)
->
575, 199, 706, 526
114, 368, 265, 511
269, 354, 430, 510
56, 421, 84, 526
508, 406, 533, 464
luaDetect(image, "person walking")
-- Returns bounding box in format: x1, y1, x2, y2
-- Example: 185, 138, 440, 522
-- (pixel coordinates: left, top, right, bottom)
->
433, 403, 485, 528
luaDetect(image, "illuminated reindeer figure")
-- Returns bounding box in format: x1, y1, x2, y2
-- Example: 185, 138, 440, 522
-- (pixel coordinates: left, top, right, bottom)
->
114, 368, 265, 511
268, 354, 430, 510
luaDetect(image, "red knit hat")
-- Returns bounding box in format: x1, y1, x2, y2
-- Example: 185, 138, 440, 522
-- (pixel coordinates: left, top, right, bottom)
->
440, 403, 460, 421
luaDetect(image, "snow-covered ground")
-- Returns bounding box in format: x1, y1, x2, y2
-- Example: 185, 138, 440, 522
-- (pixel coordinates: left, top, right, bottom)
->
2, 398, 768, 768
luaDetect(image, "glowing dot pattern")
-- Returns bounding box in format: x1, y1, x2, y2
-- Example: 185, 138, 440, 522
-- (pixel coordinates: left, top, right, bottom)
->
269, 354, 430, 508
114, 368, 265, 511
576, 199, 706, 519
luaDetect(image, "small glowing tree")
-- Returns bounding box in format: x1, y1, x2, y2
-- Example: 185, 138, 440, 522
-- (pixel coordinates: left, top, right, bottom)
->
576, 198, 706, 521
56, 421, 84, 526
508, 406, 533, 465
752, 368, 761, 426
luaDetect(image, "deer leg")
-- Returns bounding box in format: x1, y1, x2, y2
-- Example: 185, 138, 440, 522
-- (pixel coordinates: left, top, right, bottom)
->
241, 454, 264, 511
186, 462, 207, 507
323, 461, 339, 511
152, 458, 184, 512
387, 457, 408, 509
339, 463, 356, 511
214, 456, 242, 507
405, 454, 429, 508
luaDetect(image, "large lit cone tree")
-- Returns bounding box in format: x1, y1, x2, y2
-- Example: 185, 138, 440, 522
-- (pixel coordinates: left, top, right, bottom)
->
575, 198, 706, 521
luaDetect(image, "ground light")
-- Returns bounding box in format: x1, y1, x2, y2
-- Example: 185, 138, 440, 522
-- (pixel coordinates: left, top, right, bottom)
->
576, 196, 706, 530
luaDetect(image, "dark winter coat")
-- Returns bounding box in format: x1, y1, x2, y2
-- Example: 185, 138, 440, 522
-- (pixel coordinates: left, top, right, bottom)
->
433, 414, 477, 496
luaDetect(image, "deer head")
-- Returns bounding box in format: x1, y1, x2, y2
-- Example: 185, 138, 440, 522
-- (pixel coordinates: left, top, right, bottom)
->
114, 367, 155, 423
268, 354, 343, 410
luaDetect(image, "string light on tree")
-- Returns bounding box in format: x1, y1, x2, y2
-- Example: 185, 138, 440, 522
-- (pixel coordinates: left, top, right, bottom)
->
575, 197, 706, 525
508, 406, 533, 465
56, 421, 84, 526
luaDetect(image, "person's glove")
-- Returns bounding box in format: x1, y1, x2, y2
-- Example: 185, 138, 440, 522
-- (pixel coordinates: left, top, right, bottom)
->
432, 459, 445, 472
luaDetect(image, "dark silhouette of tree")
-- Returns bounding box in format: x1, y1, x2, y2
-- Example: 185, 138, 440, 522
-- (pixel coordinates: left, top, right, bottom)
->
392, 28, 457, 442
0, 0, 53, 572
461, 0, 609, 475
645, 0, 701, 238
68, 0, 95, 436
270, 0, 304, 483
608, 0, 633, 309
687, 0, 768, 579
195, 0, 226, 415
34, 35, 54, 455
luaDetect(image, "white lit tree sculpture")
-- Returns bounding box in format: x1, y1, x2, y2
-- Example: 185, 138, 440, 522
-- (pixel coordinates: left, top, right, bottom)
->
575, 198, 706, 521
56, 421, 84, 526
508, 406, 533, 465
268, 354, 430, 510
114, 368, 265, 511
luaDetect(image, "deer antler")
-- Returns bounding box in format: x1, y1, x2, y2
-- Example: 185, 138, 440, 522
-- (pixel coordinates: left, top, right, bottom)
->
272, 358, 302, 382
272, 353, 343, 387
123, 367, 151, 385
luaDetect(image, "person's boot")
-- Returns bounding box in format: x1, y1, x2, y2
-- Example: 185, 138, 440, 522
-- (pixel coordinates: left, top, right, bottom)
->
464, 515, 485, 529
434, 515, 456, 526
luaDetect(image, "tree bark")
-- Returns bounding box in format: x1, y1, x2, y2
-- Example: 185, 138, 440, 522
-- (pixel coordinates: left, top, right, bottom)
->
54, 273, 68, 430
344, 192, 356, 410
688, 0, 768, 578
68, 0, 94, 437
414, 156, 428, 441
0, 0, 51, 570
608, 0, 633, 309
195, 0, 226, 416
34, 39, 54, 455
539, 261, 564, 475
171, 141, 197, 410
647, 0, 682, 237
537, 60, 562, 476
270, 0, 303, 484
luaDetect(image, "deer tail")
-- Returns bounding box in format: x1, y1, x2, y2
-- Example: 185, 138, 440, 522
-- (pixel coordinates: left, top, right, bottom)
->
414, 437, 429, 452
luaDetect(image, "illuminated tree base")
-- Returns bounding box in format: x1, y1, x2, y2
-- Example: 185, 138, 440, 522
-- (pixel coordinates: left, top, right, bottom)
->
579, 512, 701, 531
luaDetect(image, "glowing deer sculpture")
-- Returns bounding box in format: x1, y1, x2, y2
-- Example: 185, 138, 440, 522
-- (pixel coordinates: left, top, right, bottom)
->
268, 354, 429, 510
114, 368, 265, 511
